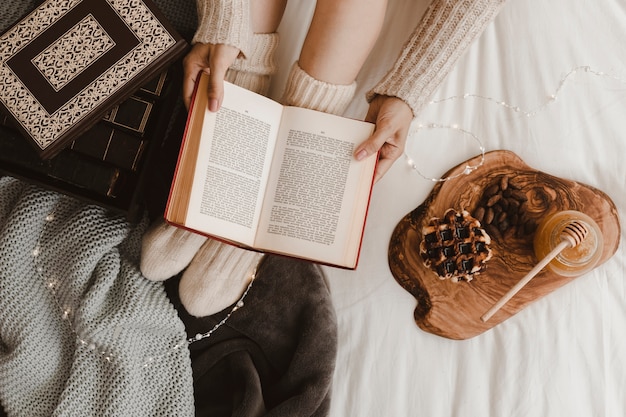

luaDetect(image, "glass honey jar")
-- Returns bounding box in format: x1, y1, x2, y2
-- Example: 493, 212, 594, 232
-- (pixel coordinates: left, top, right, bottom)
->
533, 210, 603, 277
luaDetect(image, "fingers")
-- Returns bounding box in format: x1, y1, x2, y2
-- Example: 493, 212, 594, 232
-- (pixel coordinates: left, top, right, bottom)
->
355, 95, 414, 182
355, 124, 404, 183
182, 43, 240, 111
182, 44, 210, 109
373, 142, 405, 183
354, 101, 389, 161
206, 70, 225, 112
373, 156, 395, 183
367, 127, 405, 183
354, 124, 393, 161
182, 70, 200, 110
205, 44, 241, 112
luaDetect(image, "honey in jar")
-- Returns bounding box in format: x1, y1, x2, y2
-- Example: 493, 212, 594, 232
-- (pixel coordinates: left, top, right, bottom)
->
533, 210, 603, 277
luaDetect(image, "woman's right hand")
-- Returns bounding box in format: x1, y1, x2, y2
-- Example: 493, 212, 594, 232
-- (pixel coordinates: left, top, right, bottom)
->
355, 94, 414, 183
182, 42, 241, 111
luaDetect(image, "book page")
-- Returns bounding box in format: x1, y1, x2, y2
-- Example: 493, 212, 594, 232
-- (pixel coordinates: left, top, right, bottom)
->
255, 107, 376, 267
183, 81, 283, 245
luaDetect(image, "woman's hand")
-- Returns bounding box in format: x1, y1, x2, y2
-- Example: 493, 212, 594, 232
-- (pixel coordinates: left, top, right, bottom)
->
354, 95, 414, 183
182, 42, 241, 110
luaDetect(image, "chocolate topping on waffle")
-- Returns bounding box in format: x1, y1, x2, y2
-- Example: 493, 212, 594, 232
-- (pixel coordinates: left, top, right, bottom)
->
419, 209, 493, 282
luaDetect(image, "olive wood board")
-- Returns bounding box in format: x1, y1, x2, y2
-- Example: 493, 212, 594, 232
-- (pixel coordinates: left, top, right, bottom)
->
388, 150, 620, 340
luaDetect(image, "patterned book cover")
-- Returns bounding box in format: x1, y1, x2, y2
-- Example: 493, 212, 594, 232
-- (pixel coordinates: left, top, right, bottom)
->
0, 0, 187, 158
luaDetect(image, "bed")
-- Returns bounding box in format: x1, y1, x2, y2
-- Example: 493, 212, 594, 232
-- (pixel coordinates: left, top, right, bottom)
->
1, 0, 625, 416
272, 0, 626, 416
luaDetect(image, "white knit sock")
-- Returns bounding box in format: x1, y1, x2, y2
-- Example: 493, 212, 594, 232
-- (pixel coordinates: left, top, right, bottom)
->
140, 219, 207, 281
140, 34, 278, 282
171, 35, 276, 312
282, 61, 357, 116
179, 240, 263, 317
225, 32, 279, 96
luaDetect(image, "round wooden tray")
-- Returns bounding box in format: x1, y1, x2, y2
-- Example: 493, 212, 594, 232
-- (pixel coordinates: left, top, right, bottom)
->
388, 150, 620, 339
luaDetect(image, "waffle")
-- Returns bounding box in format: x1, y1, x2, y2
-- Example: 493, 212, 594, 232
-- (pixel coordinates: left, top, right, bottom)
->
419, 209, 493, 282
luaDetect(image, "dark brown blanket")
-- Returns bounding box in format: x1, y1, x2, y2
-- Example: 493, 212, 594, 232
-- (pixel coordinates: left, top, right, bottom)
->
165, 256, 337, 417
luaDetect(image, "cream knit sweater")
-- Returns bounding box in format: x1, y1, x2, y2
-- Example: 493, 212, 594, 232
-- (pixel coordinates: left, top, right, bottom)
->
368, 0, 506, 115
192, 0, 252, 57
192, 0, 506, 115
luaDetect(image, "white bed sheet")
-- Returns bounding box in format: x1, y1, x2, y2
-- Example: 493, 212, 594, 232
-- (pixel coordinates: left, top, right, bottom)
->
272, 1, 626, 416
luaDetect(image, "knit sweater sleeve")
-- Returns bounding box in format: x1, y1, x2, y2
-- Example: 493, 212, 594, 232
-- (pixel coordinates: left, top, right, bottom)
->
192, 0, 252, 57
367, 0, 507, 116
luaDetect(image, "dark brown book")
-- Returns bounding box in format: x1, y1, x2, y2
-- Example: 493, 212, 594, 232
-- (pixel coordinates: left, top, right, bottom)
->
0, 0, 187, 158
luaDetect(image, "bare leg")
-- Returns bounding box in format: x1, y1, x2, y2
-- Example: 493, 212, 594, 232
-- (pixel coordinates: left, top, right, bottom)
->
299, 0, 387, 85
251, 0, 288, 33
176, 0, 290, 317
282, 0, 387, 115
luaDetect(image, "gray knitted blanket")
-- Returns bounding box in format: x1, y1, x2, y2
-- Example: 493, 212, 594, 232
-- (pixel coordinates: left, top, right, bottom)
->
0, 176, 194, 416
0, 2, 196, 414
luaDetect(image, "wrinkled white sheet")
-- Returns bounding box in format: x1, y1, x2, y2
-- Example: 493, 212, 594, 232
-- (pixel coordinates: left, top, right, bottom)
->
273, 0, 626, 416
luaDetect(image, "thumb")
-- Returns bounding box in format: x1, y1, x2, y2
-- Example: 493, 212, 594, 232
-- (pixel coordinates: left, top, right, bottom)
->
206, 65, 228, 112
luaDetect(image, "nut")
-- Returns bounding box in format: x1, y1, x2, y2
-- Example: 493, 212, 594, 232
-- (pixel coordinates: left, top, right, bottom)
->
473, 175, 536, 240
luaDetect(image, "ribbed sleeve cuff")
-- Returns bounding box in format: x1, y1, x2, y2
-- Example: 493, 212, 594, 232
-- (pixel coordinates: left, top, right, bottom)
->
367, 0, 506, 116
229, 33, 279, 75
192, 0, 253, 57
225, 33, 280, 96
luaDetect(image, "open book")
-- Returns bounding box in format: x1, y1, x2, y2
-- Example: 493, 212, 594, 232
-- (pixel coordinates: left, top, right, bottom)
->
165, 72, 377, 269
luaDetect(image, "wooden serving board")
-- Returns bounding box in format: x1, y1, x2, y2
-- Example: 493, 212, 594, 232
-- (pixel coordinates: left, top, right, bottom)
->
388, 150, 620, 339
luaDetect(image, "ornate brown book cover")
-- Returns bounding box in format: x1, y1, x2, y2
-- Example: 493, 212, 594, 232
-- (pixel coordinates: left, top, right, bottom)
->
0, 0, 187, 158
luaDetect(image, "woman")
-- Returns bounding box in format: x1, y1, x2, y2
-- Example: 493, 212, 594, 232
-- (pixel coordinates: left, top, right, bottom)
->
140, 1, 506, 415
142, 0, 506, 288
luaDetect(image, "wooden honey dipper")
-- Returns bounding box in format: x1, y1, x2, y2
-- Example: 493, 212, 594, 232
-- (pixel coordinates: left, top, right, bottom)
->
481, 220, 590, 322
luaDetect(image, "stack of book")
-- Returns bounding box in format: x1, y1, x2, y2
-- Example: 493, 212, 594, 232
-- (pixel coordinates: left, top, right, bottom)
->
0, 0, 187, 220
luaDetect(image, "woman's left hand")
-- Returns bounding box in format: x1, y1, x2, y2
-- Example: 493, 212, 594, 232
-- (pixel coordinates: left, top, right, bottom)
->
354, 95, 414, 183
